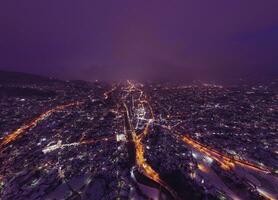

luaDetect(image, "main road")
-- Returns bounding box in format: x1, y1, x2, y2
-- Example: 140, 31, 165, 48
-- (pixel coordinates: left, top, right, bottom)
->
122, 81, 180, 199
0, 102, 83, 152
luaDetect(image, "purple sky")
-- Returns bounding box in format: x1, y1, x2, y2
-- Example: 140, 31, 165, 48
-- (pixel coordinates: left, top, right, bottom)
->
0, 0, 278, 80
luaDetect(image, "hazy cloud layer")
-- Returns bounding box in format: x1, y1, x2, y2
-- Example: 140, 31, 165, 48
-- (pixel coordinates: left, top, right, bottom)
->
0, 0, 278, 80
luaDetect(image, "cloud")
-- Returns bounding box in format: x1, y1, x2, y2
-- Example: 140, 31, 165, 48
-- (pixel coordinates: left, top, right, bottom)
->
0, 0, 277, 80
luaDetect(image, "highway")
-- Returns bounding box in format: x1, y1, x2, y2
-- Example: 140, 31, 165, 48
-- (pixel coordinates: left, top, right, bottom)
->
179, 133, 277, 200
122, 81, 179, 199
180, 134, 271, 173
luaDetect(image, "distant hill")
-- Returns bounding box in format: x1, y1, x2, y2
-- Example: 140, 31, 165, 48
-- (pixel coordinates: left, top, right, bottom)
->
0, 70, 98, 98
0, 70, 63, 85
0, 86, 57, 98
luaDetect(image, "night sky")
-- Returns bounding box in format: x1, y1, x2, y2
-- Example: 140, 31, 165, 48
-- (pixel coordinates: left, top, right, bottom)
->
0, 1, 278, 81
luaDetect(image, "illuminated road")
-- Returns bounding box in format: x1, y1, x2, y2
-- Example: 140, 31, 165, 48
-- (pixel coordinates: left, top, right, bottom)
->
42, 135, 116, 154
0, 102, 83, 151
103, 85, 118, 99
122, 81, 180, 200
179, 134, 278, 200
161, 120, 274, 173
180, 134, 271, 173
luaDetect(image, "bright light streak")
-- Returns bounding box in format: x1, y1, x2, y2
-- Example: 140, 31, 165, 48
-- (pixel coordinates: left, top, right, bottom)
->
257, 188, 276, 200
0, 102, 82, 150
198, 164, 209, 173
181, 134, 270, 173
